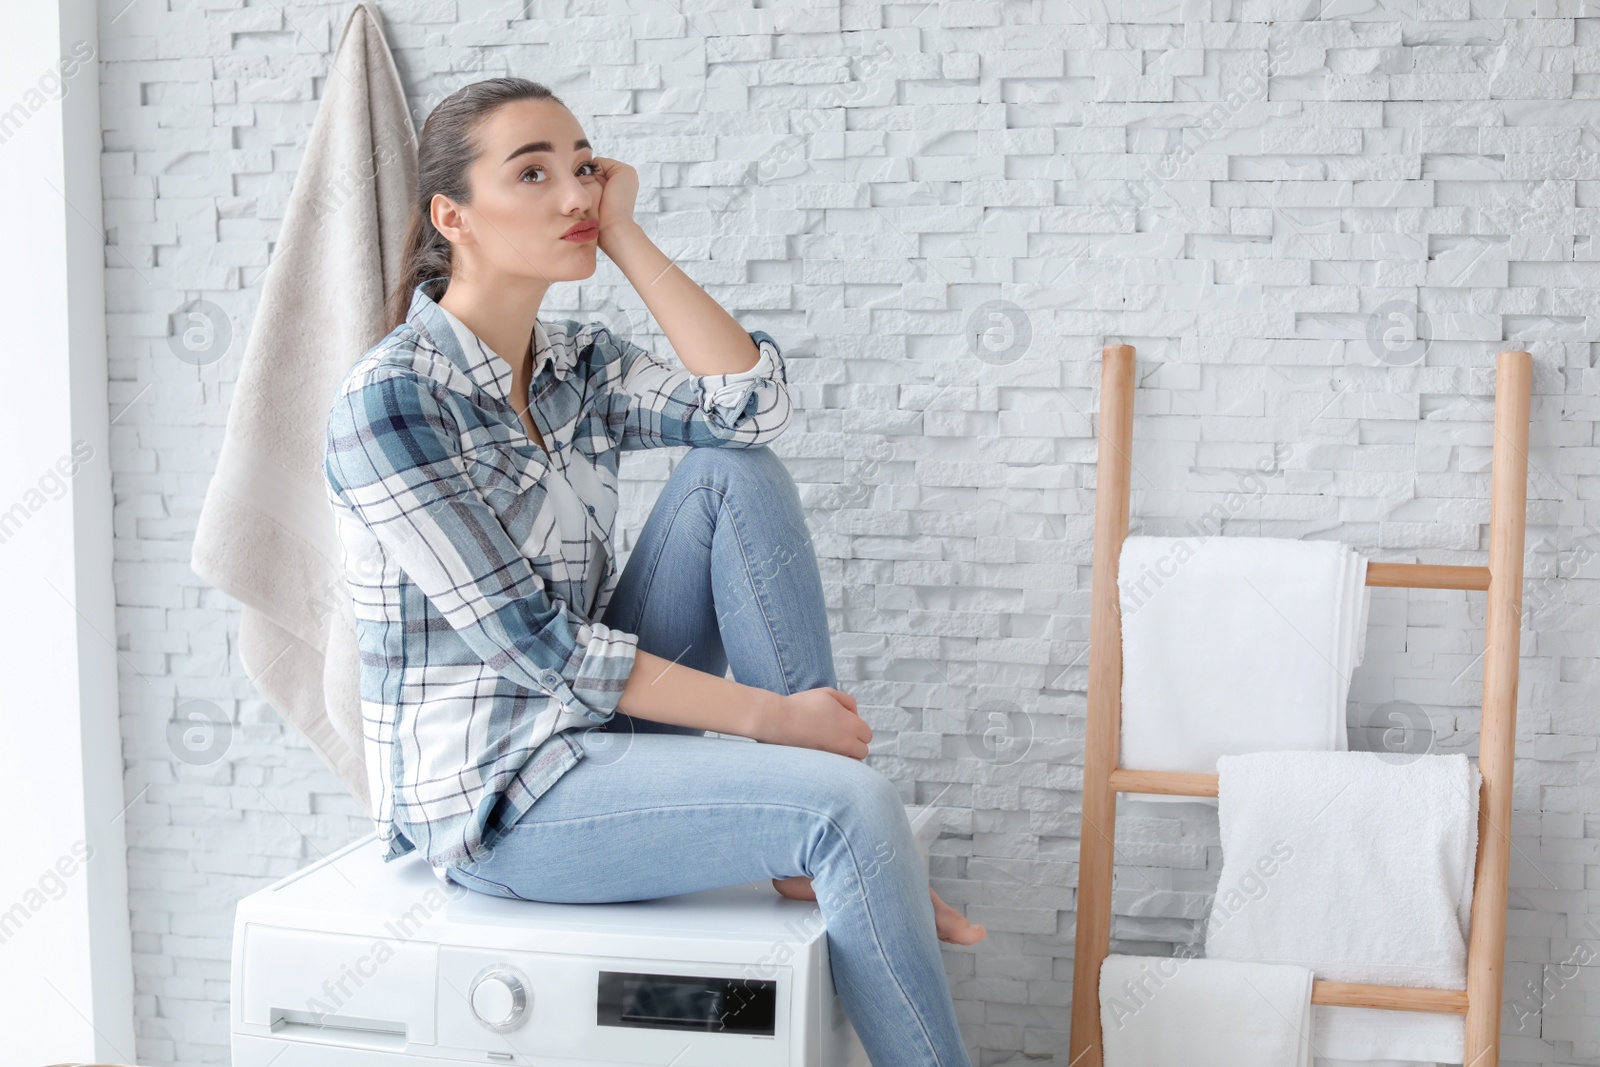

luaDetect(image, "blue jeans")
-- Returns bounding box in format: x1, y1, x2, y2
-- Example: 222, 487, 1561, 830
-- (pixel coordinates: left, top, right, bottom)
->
444, 445, 973, 1067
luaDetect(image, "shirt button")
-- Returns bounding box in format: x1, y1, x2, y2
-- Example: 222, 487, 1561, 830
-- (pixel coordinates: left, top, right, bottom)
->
586, 504, 595, 515
541, 670, 560, 687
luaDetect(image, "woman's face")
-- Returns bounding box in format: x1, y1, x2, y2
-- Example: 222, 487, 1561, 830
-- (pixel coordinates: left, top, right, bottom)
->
440, 98, 603, 284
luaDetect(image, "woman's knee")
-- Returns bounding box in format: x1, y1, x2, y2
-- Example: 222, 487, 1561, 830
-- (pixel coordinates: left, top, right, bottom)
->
672, 444, 795, 497
799, 764, 917, 898
802, 756, 909, 852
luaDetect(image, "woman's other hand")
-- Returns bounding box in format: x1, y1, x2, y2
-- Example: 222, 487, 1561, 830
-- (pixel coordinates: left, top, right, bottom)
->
750, 686, 872, 760
591, 156, 639, 249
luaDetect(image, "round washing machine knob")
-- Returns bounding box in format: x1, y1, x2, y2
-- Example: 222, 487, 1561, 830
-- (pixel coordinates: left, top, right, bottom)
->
470, 967, 529, 1031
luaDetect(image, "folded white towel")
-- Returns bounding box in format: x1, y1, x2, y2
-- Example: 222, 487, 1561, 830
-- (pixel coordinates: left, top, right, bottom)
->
1099, 954, 1315, 1067
1118, 535, 1370, 804
1206, 751, 1481, 1064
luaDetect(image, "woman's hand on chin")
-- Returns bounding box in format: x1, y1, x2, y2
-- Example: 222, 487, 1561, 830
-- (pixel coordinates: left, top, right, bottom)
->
592, 156, 639, 249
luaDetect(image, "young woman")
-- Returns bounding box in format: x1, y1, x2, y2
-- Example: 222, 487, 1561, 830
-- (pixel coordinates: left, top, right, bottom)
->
323, 77, 983, 1066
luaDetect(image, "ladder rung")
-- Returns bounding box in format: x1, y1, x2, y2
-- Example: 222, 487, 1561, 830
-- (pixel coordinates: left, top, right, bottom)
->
1109, 768, 1219, 797
1313, 979, 1468, 1015
1366, 562, 1491, 591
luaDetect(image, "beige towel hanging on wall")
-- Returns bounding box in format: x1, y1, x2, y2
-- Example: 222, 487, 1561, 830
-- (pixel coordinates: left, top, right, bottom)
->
192, 1, 416, 812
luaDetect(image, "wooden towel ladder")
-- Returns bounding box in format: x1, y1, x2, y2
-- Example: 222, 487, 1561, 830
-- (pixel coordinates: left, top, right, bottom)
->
1068, 344, 1533, 1067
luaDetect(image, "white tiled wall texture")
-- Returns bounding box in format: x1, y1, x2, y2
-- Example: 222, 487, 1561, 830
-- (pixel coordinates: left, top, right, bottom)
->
97, 0, 1599, 1064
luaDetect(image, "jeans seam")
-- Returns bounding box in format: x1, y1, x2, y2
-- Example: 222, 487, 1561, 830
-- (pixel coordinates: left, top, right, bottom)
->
449, 866, 524, 899
494, 798, 948, 1065
705, 484, 794, 695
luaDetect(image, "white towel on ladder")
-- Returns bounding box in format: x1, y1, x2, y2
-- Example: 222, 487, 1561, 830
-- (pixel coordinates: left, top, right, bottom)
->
1117, 535, 1370, 804
1099, 954, 1315, 1067
1205, 750, 1481, 1064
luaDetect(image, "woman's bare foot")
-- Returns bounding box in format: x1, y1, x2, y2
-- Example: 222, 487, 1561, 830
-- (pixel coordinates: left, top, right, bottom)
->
769, 877, 988, 946
929, 887, 987, 945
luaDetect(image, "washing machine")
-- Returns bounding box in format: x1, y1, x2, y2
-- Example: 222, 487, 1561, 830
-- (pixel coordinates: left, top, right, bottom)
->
231, 808, 939, 1066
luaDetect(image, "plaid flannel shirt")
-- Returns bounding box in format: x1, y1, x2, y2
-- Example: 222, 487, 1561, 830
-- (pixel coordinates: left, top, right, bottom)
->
323, 276, 792, 871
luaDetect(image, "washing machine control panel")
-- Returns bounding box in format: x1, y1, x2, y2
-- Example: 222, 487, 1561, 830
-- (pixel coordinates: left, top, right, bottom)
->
437, 945, 794, 1066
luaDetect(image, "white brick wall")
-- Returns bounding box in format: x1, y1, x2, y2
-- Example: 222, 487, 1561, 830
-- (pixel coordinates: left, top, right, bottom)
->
100, 1, 1598, 1063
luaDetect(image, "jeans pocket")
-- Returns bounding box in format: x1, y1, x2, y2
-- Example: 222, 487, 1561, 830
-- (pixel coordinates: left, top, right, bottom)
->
445, 864, 529, 901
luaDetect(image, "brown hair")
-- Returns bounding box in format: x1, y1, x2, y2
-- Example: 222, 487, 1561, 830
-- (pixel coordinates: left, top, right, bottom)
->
383, 77, 566, 334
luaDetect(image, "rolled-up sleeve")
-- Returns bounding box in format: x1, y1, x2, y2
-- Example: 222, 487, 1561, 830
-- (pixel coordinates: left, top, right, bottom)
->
597, 325, 793, 450
324, 370, 637, 722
